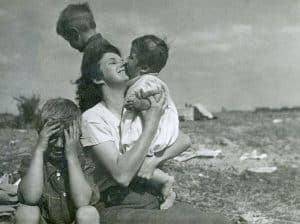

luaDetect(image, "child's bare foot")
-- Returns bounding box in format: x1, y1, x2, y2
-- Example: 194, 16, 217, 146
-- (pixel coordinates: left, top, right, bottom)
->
160, 176, 176, 210
160, 190, 176, 210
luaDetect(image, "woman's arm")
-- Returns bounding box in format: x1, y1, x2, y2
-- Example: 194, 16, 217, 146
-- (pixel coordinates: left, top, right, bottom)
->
90, 95, 166, 187
65, 121, 93, 208
19, 122, 60, 205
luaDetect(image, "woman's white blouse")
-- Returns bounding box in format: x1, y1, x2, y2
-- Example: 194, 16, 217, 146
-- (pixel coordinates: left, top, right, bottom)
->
81, 102, 121, 150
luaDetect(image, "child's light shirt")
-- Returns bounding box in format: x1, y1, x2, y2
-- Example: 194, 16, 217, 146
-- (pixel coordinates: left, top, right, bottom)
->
121, 74, 179, 155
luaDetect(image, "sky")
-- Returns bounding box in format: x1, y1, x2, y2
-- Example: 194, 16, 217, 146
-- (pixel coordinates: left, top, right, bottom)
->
1, 0, 300, 114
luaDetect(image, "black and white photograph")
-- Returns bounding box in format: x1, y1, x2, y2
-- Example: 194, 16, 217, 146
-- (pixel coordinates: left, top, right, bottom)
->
0, 0, 299, 223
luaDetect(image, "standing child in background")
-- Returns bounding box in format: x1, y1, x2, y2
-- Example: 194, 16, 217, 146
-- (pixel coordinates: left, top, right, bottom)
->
56, 2, 110, 53
121, 35, 187, 210
56, 3, 115, 112
15, 98, 100, 224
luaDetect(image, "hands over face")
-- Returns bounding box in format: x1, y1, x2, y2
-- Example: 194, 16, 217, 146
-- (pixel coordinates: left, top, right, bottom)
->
37, 121, 60, 152
64, 120, 81, 158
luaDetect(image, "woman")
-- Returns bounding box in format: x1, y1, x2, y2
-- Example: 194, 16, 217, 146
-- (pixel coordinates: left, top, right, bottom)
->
77, 41, 231, 224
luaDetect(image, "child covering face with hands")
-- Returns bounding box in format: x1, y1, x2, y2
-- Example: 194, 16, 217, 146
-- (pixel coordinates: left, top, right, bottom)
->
16, 98, 100, 224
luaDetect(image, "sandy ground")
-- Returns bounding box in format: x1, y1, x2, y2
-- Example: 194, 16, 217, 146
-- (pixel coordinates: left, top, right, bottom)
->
0, 111, 299, 223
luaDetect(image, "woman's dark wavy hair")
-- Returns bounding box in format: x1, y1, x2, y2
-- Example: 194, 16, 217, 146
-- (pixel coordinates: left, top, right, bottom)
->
76, 42, 121, 112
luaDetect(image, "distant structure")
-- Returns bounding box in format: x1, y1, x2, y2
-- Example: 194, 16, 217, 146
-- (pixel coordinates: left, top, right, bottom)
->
177, 103, 215, 121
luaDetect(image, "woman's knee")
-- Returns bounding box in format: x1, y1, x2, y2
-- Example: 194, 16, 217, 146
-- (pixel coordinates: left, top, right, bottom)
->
76, 205, 100, 224
15, 204, 40, 224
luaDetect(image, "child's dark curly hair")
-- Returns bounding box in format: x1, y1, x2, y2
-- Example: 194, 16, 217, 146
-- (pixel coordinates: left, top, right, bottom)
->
132, 35, 169, 73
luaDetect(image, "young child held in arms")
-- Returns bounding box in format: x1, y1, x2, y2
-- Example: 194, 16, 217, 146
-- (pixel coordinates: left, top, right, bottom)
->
121, 35, 187, 210
16, 98, 100, 224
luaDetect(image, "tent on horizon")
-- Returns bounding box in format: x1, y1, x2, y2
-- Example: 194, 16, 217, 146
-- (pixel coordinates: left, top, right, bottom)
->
178, 103, 216, 121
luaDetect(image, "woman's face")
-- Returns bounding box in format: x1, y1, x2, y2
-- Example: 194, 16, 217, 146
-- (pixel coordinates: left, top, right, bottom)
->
98, 52, 129, 86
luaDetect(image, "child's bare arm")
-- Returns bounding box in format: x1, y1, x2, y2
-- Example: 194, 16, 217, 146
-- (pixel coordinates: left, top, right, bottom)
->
19, 122, 60, 205
124, 88, 163, 111
65, 121, 93, 208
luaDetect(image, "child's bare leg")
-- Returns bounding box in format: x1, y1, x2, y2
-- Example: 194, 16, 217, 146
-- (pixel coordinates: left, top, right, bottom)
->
76, 205, 99, 224
15, 204, 40, 224
151, 168, 176, 210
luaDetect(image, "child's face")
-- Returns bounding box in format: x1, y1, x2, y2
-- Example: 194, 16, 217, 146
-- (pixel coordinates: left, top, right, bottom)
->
126, 46, 140, 79
46, 123, 66, 160
63, 34, 85, 52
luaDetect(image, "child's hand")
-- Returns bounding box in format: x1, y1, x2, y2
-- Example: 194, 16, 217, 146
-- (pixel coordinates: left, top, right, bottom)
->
124, 95, 136, 111
36, 121, 60, 152
64, 121, 81, 158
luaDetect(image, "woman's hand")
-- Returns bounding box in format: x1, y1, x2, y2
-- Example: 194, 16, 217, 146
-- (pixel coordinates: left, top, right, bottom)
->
139, 89, 167, 128
135, 88, 162, 100
64, 121, 81, 158
36, 121, 60, 152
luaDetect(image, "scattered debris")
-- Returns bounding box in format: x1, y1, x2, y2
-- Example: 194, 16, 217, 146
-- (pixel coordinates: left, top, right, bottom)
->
215, 137, 237, 148
13, 178, 21, 186
0, 173, 10, 184
247, 166, 277, 173
272, 118, 283, 124
0, 183, 18, 196
238, 211, 270, 224
174, 149, 222, 162
0, 205, 17, 218
198, 173, 209, 178
9, 139, 19, 147
0, 212, 15, 217
0, 182, 18, 218
240, 150, 267, 161
0, 190, 18, 204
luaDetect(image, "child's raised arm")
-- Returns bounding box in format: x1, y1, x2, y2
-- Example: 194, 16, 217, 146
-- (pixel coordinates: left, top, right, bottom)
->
65, 121, 93, 208
124, 85, 164, 111
19, 122, 60, 205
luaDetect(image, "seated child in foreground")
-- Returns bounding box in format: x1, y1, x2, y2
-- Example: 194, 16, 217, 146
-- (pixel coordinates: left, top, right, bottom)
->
121, 35, 186, 210
16, 98, 100, 224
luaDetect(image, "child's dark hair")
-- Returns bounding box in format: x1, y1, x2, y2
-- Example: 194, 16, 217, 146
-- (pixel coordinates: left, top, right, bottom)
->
76, 42, 121, 112
56, 2, 96, 38
38, 98, 81, 132
132, 35, 169, 73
